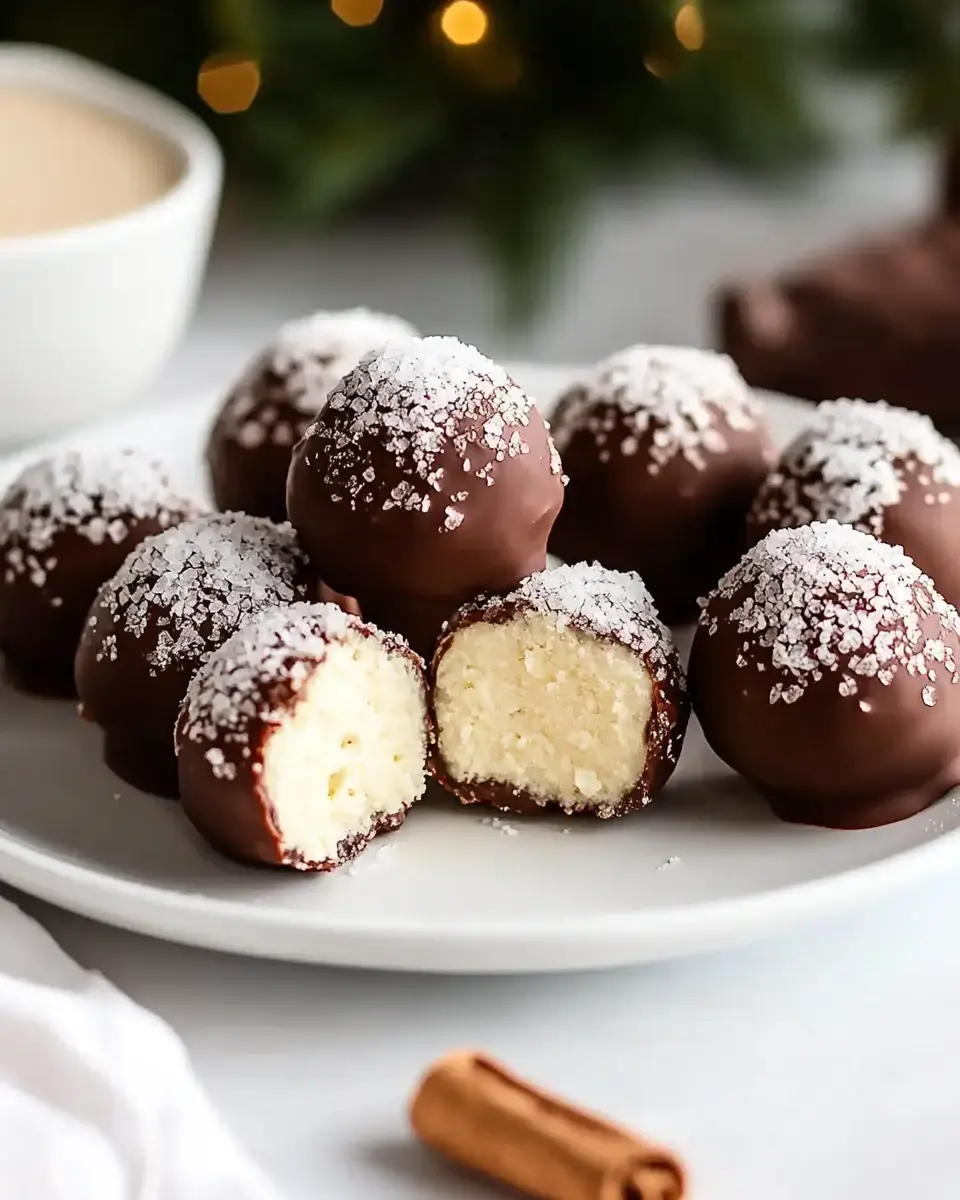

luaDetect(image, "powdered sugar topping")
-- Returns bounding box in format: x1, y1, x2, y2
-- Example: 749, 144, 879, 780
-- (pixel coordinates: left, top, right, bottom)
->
96, 513, 307, 671
180, 601, 409, 748
551, 345, 765, 472
305, 335, 561, 529
751, 398, 960, 536
471, 562, 679, 683
1, 449, 197, 591
218, 308, 418, 449
700, 521, 960, 705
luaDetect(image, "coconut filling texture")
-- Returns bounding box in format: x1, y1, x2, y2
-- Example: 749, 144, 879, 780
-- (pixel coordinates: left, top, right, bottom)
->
260, 636, 428, 863
434, 611, 654, 809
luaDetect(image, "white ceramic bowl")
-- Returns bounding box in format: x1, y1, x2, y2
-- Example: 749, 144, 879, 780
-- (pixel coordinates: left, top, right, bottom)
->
0, 45, 223, 444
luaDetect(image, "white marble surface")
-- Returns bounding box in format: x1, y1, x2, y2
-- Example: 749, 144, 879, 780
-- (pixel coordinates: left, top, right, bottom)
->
8, 132, 960, 1198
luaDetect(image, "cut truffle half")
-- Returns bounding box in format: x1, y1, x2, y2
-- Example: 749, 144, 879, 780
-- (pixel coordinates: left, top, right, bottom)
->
430, 562, 688, 818
177, 602, 431, 870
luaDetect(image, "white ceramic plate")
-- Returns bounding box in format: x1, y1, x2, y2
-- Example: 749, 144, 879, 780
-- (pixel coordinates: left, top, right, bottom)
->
1, 364, 959, 973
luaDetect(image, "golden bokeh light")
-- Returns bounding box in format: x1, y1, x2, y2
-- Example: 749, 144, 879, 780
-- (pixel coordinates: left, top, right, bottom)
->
197, 53, 261, 115
440, 0, 489, 47
674, 3, 705, 51
331, 0, 384, 27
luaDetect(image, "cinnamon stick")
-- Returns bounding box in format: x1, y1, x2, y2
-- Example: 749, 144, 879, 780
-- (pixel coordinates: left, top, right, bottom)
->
409, 1050, 686, 1200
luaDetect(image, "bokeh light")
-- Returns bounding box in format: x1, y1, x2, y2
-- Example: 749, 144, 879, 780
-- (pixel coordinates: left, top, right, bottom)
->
440, 1, 489, 47
331, 0, 384, 27
197, 53, 261, 114
674, 3, 705, 52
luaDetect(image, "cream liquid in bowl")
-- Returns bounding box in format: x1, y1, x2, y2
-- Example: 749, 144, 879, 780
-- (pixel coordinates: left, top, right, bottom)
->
0, 84, 183, 238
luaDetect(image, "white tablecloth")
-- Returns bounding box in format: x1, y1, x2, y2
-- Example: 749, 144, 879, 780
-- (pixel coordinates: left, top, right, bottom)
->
0, 897, 277, 1199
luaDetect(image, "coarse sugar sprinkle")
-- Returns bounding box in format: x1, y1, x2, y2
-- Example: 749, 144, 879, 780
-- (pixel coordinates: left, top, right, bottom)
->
551, 345, 763, 472
700, 521, 960, 705
751, 398, 960, 536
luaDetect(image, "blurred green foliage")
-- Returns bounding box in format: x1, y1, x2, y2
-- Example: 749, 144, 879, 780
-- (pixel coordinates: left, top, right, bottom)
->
3, 0, 956, 315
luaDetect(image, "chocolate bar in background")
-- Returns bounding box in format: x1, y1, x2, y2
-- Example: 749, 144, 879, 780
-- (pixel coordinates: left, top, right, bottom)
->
716, 140, 960, 431
716, 220, 960, 429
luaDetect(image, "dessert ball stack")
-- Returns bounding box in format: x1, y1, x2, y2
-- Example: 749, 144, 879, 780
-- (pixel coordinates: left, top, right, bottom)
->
12, 319, 960, 870
287, 336, 566, 659
748, 397, 960, 609
690, 521, 960, 829
548, 346, 775, 625
431, 562, 688, 818
0, 450, 198, 696
75, 512, 309, 797
206, 308, 417, 522
177, 602, 430, 870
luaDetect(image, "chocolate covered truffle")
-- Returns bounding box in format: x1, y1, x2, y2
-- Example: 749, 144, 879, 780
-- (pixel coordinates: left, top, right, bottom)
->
748, 397, 960, 608
287, 336, 565, 659
206, 308, 418, 521
549, 346, 775, 625
689, 521, 960, 829
0, 450, 198, 696
430, 562, 688, 818
75, 512, 309, 797
177, 602, 430, 870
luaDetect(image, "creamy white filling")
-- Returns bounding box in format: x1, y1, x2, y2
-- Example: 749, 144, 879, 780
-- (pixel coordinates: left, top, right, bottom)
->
261, 637, 427, 862
434, 612, 653, 808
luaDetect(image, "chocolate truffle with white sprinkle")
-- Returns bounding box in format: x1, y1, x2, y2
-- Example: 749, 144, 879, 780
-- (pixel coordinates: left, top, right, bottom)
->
689, 521, 960, 829
0, 450, 199, 696
430, 562, 688, 817
549, 346, 774, 625
75, 512, 309, 797
287, 336, 565, 658
206, 309, 418, 522
177, 602, 430, 870
748, 398, 960, 608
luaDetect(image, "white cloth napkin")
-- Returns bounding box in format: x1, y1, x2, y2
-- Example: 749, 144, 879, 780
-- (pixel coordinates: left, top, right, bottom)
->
0, 896, 279, 1200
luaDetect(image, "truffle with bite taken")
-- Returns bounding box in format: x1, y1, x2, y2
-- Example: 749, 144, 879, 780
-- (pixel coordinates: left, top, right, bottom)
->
177, 602, 430, 870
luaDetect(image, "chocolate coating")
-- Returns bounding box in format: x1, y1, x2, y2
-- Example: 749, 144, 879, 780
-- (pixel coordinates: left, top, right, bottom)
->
176, 602, 430, 870
206, 309, 417, 521
430, 563, 689, 818
717, 220, 960, 429
287, 336, 565, 658
0, 450, 198, 696
549, 346, 774, 626
75, 513, 309, 797
317, 580, 362, 617
747, 398, 960, 610
689, 521, 960, 829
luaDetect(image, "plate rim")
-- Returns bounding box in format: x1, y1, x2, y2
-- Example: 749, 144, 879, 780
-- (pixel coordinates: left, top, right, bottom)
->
0, 811, 958, 969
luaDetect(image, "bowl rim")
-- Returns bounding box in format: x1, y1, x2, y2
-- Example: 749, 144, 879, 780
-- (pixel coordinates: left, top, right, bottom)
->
0, 42, 223, 259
